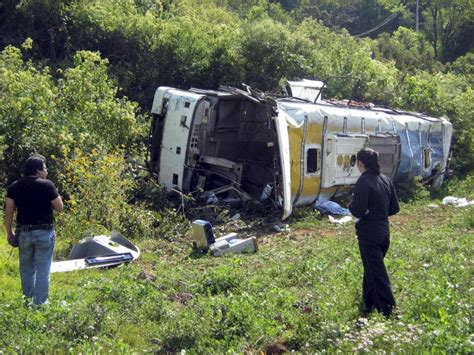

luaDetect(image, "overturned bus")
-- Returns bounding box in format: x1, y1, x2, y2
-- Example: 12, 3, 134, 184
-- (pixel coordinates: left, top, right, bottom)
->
149, 79, 452, 220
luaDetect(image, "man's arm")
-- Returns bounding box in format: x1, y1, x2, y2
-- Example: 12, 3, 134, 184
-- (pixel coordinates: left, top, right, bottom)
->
51, 196, 64, 212
4, 198, 16, 240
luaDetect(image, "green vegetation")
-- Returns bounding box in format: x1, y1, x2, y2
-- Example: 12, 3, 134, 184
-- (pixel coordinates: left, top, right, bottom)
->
1, 0, 473, 178
0, 190, 472, 352
0, 44, 139, 183
0, 0, 473, 352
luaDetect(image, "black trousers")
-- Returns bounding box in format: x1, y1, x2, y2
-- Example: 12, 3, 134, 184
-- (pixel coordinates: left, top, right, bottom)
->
358, 234, 396, 317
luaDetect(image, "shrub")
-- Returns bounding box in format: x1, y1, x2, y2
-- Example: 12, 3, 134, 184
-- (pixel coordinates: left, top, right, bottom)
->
395, 175, 430, 203
0, 43, 139, 186
0, 43, 58, 183
444, 174, 474, 199
373, 27, 437, 74
56, 147, 158, 248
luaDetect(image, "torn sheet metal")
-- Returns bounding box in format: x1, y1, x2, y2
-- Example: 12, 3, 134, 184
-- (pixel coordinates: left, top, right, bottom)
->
209, 234, 257, 256
50, 231, 140, 273
192, 220, 257, 256
287, 79, 324, 103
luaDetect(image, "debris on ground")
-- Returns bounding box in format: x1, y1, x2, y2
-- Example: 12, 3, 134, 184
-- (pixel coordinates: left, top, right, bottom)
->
328, 215, 353, 224
442, 196, 474, 207
192, 219, 257, 256
209, 234, 258, 256
272, 222, 290, 233
203, 191, 219, 205
51, 231, 140, 273
229, 213, 241, 221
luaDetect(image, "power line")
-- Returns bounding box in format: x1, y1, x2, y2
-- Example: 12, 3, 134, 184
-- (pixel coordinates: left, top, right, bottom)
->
354, 12, 399, 38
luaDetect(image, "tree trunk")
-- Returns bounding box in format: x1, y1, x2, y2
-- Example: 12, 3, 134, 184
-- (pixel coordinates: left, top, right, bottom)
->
429, 1, 439, 60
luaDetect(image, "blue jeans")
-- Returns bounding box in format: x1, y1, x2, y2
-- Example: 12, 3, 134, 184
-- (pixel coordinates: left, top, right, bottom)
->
18, 229, 55, 305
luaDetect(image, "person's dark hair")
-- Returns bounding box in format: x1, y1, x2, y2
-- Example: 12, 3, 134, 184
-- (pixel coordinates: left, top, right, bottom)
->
23, 155, 46, 177
357, 148, 381, 175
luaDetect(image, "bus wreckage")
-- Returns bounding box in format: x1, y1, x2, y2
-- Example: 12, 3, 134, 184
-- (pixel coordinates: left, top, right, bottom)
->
149, 79, 452, 220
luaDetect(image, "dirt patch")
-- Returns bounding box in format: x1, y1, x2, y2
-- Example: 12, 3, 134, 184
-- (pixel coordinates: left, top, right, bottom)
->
291, 228, 338, 238
390, 214, 417, 224
390, 208, 448, 228
167, 292, 193, 305
253, 225, 342, 245
136, 269, 157, 283
264, 342, 289, 354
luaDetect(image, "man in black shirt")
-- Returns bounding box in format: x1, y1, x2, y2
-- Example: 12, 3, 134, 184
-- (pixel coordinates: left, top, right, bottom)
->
4, 155, 63, 305
349, 148, 399, 317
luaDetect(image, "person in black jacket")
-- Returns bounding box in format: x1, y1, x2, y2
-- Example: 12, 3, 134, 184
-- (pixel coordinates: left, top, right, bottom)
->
349, 148, 400, 317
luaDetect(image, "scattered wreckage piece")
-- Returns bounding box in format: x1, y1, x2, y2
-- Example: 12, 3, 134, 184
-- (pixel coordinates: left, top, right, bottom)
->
210, 234, 258, 256
192, 219, 257, 256
328, 215, 353, 224
150, 79, 452, 220
442, 196, 474, 207
50, 231, 140, 273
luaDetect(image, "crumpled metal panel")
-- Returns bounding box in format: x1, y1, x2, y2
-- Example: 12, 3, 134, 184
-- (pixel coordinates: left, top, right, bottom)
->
395, 128, 446, 182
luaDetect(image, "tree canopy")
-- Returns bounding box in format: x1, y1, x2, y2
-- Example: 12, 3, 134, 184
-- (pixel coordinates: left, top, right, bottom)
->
0, 0, 472, 178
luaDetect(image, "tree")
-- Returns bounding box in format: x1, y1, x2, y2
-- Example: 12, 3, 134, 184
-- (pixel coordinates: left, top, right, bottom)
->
292, 0, 403, 36
422, 0, 474, 62
0, 43, 138, 185
296, 19, 399, 103
373, 27, 437, 73
377, 0, 474, 62
0, 0, 70, 62
240, 17, 312, 90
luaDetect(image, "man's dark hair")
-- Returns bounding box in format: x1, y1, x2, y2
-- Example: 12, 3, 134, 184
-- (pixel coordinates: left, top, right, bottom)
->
357, 148, 381, 175
23, 155, 46, 177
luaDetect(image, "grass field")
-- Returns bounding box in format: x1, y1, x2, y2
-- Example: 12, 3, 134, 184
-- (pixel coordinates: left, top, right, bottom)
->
0, 194, 472, 352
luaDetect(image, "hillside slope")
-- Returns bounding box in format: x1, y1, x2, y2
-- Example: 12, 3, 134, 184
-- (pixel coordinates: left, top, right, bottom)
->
0, 197, 472, 352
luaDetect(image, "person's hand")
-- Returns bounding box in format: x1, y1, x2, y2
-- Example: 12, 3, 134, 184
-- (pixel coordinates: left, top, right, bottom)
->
7, 232, 17, 247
